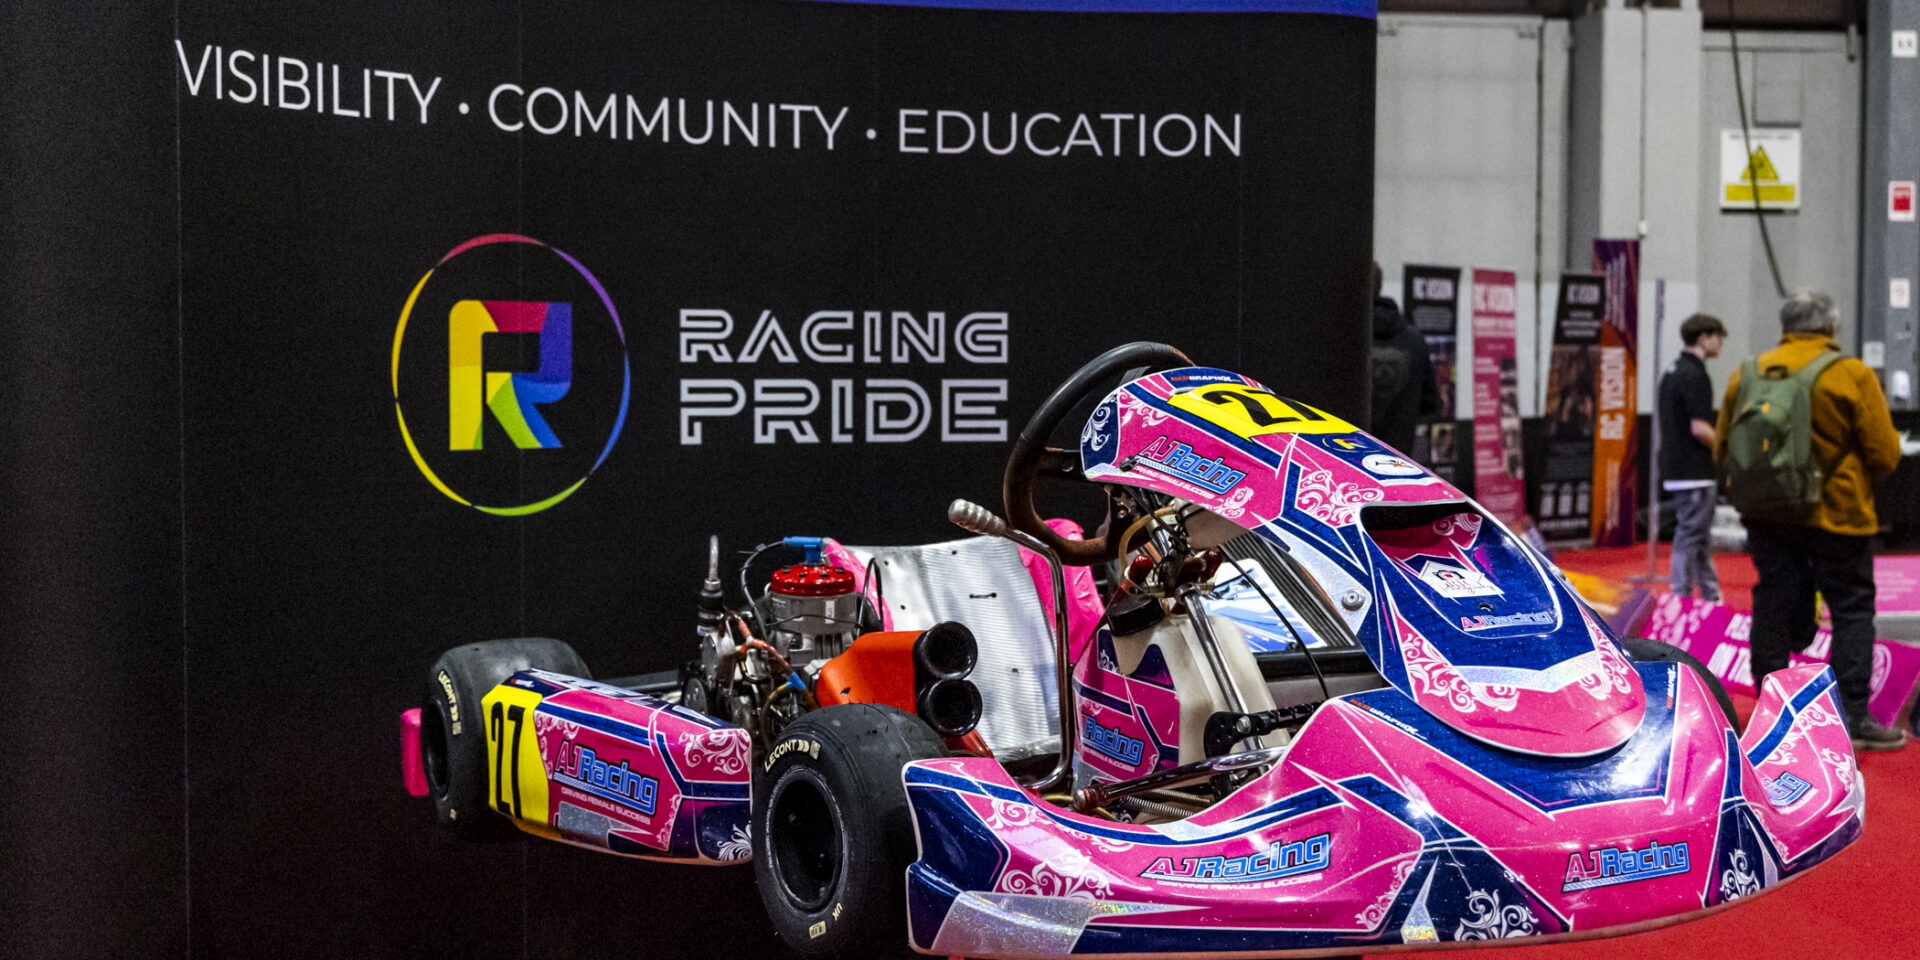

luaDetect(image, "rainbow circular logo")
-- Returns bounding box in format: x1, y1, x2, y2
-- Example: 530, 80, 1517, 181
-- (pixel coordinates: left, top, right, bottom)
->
390, 235, 630, 516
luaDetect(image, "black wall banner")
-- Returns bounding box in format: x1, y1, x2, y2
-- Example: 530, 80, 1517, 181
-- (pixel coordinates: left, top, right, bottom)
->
1403, 264, 1461, 483
1535, 274, 1607, 540
5, 1, 1377, 954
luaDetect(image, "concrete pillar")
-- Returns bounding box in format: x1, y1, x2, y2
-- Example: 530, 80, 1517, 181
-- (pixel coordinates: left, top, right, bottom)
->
1566, 3, 1703, 411
1863, 0, 1920, 409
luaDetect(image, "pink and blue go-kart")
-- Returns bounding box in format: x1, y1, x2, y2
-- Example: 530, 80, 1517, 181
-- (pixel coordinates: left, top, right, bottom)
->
402, 343, 1863, 958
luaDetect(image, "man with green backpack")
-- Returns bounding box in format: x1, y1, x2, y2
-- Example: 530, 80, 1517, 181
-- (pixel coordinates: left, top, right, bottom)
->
1716, 290, 1904, 750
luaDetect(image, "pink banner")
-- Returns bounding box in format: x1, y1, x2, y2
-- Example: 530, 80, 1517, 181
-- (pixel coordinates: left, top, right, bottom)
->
1877, 555, 1920, 617
1470, 268, 1526, 527
1641, 593, 1920, 727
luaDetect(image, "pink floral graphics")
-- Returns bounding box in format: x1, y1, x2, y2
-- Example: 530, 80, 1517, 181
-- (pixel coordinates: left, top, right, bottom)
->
1398, 619, 1516, 714
678, 730, 748, 776
998, 849, 1115, 901
1294, 468, 1385, 528
1573, 612, 1636, 700
1355, 858, 1419, 930
1215, 487, 1257, 520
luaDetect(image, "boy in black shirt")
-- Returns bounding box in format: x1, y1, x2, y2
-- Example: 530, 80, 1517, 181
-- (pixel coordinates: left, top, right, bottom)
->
1659, 313, 1727, 601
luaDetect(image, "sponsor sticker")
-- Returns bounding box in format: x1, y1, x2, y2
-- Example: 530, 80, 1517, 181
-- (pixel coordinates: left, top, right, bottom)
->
1361, 453, 1425, 477
1562, 839, 1690, 892
1132, 435, 1246, 495
1415, 559, 1502, 598
1459, 611, 1554, 631
1082, 714, 1146, 766
1763, 772, 1812, 809
1141, 833, 1330, 885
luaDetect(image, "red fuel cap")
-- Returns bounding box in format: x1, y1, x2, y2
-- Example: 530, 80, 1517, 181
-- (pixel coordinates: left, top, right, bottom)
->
769, 563, 856, 597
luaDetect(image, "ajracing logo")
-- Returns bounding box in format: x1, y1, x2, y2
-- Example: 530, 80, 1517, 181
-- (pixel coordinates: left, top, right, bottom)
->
1140, 833, 1331, 885
1561, 838, 1689, 892
1082, 714, 1146, 766
391, 234, 630, 515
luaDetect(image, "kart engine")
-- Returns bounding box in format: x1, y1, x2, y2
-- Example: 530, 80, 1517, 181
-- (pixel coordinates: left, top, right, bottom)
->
684, 535, 872, 748
762, 537, 863, 667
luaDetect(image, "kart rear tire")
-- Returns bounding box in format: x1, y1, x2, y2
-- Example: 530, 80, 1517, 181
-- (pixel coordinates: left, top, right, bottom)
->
1621, 637, 1738, 729
420, 637, 589, 841
753, 703, 945, 959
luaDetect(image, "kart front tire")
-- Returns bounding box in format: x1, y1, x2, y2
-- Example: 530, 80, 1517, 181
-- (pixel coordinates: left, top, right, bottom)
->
753, 704, 945, 959
419, 637, 589, 841
1621, 636, 1738, 729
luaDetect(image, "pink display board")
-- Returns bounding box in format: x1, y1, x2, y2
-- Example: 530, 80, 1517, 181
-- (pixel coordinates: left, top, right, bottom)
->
1876, 555, 1920, 617
1641, 593, 1920, 727
1470, 268, 1526, 527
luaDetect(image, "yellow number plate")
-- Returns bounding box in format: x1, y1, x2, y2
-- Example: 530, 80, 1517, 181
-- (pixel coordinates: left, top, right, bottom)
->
482, 683, 553, 828
1165, 386, 1357, 438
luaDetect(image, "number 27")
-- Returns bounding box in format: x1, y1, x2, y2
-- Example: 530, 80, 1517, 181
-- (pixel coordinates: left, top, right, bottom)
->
490, 700, 525, 818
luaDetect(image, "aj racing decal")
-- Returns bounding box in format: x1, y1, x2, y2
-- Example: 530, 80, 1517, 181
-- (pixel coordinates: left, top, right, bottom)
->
1562, 839, 1690, 892
1460, 611, 1554, 630
1082, 714, 1146, 766
1141, 833, 1331, 884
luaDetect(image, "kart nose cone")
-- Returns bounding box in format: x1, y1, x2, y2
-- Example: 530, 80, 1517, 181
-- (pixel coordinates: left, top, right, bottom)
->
1391, 612, 1647, 758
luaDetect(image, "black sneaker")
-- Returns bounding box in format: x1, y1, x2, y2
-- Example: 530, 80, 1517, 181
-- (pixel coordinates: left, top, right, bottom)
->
1849, 717, 1907, 752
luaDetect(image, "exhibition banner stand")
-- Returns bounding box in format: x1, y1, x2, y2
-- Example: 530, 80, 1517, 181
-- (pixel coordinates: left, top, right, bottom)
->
1404, 264, 1461, 483
1591, 239, 1640, 546
1470, 268, 1526, 527
1642, 594, 1920, 728
1536, 274, 1605, 540
31, 1, 1384, 955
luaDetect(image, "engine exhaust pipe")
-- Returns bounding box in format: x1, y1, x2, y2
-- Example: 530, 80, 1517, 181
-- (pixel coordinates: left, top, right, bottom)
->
914, 621, 978, 680
917, 677, 983, 737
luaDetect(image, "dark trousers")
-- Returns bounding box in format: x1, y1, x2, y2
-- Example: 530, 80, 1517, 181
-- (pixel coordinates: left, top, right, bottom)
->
1668, 486, 1721, 601
1746, 522, 1878, 723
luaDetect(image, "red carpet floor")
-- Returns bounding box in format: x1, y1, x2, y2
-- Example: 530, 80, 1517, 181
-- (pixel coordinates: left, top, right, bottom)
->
1552, 543, 1758, 612
1355, 545, 1920, 957
1363, 692, 1920, 958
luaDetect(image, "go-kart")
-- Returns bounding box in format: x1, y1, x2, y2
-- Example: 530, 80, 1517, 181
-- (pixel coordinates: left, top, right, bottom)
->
402, 343, 1863, 958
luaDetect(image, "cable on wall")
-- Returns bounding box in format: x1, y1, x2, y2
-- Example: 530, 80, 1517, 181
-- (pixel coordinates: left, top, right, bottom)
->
1727, 0, 1792, 299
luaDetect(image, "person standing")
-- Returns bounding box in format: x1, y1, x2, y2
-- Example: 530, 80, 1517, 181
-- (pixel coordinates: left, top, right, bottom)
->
1659, 313, 1727, 601
1716, 291, 1904, 750
1368, 262, 1441, 454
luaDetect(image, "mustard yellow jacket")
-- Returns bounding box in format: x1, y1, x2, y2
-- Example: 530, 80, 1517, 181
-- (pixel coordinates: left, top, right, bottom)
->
1715, 333, 1903, 536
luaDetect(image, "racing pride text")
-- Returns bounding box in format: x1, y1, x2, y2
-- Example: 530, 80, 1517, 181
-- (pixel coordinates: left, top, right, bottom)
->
677, 308, 1008, 445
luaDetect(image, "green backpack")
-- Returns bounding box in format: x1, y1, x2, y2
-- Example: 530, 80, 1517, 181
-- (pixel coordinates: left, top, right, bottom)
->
1719, 350, 1844, 519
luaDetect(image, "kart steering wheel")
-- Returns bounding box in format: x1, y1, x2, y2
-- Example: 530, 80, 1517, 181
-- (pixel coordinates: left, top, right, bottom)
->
1003, 341, 1192, 566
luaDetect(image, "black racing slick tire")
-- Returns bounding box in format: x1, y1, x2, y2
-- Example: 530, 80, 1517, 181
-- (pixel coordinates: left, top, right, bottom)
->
1621, 636, 1739, 729
419, 637, 589, 841
753, 704, 946, 959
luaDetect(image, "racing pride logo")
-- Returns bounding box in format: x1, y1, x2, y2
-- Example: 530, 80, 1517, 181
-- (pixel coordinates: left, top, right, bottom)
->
391, 235, 630, 515
1134, 435, 1246, 494
1561, 839, 1689, 892
1140, 833, 1330, 885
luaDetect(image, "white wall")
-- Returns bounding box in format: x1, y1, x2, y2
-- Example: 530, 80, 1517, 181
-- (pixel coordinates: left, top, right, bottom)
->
1692, 32, 1861, 397
1376, 15, 1863, 422
1373, 14, 1570, 419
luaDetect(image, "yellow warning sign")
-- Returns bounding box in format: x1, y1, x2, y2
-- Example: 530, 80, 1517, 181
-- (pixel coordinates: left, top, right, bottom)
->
1721, 129, 1800, 209
1741, 145, 1780, 183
